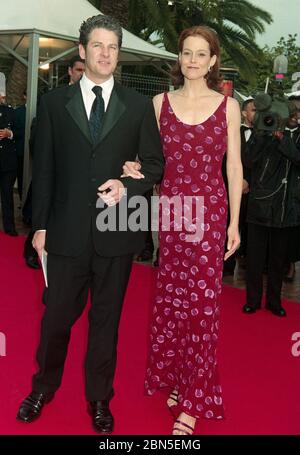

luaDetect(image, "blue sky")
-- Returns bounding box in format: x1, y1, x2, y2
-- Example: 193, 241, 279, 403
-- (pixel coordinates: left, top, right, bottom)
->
250, 0, 300, 48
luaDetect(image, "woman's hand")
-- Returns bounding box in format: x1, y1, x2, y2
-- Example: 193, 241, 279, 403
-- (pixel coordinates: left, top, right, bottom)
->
224, 224, 240, 261
121, 161, 144, 179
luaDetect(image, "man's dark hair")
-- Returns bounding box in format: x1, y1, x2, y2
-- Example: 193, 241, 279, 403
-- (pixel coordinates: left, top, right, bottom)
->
68, 55, 85, 69
79, 14, 123, 48
242, 98, 254, 111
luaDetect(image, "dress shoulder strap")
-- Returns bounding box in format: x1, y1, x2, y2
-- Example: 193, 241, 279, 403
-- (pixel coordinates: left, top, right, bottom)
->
159, 92, 170, 124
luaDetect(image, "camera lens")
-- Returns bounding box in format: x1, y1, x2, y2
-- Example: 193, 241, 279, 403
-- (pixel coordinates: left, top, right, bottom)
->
263, 115, 275, 126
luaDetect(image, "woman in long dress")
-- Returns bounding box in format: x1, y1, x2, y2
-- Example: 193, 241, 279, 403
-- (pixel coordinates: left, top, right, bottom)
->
123, 25, 242, 435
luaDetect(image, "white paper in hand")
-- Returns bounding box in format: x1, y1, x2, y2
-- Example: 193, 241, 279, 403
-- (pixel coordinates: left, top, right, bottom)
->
41, 250, 48, 287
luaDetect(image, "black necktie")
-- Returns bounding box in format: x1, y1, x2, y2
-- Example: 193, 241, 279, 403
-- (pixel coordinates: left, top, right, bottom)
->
285, 129, 297, 139
89, 86, 105, 143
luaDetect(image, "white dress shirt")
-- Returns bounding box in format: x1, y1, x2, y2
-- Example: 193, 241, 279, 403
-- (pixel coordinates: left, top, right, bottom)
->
285, 126, 298, 139
241, 123, 252, 142
80, 72, 114, 118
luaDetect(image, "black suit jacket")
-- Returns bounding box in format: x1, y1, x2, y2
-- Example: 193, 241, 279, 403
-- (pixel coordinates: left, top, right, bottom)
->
32, 81, 164, 257
240, 125, 252, 184
0, 104, 17, 172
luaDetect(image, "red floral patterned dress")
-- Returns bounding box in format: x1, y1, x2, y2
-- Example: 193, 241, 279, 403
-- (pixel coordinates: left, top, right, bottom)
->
145, 93, 228, 419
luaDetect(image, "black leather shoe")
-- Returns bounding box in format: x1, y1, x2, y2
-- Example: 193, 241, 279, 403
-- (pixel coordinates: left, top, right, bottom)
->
17, 391, 54, 423
242, 303, 260, 314
25, 255, 41, 269
5, 229, 18, 237
88, 400, 114, 434
266, 304, 287, 317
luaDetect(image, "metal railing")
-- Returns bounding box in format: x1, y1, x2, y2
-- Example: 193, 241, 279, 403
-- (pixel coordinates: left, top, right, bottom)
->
120, 71, 172, 97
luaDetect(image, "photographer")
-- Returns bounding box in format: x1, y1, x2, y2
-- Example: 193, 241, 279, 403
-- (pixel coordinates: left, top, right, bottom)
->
242, 100, 300, 317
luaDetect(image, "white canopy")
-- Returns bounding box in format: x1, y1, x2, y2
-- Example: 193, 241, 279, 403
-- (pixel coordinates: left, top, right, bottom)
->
0, 0, 176, 63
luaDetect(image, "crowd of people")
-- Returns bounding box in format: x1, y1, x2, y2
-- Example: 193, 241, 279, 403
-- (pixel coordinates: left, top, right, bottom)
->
0, 13, 299, 436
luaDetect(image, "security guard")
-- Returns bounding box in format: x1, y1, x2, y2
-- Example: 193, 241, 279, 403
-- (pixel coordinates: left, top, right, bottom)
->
0, 94, 18, 236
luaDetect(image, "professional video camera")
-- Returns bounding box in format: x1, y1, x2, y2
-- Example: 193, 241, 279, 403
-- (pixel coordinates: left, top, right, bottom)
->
253, 91, 297, 132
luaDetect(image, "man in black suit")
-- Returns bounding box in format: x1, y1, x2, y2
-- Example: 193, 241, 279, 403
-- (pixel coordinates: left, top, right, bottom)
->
23, 56, 85, 271
17, 15, 164, 433
223, 98, 255, 275
239, 98, 256, 259
0, 94, 18, 236
68, 54, 85, 85
22, 117, 42, 269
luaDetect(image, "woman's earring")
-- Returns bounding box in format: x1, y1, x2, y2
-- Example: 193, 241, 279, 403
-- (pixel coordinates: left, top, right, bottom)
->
208, 66, 211, 73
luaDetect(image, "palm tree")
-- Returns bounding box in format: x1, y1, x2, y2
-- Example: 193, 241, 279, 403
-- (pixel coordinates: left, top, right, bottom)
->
89, 0, 129, 27
128, 0, 178, 49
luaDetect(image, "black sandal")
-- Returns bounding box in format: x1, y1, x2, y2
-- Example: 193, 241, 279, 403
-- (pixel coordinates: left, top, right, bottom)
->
172, 418, 195, 435
167, 390, 179, 417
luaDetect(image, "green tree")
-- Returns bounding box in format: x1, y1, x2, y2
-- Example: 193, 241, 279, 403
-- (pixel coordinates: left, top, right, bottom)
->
240, 34, 300, 95
89, 0, 129, 27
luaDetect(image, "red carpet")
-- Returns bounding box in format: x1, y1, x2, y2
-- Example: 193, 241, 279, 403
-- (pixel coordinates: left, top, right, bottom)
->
0, 232, 299, 435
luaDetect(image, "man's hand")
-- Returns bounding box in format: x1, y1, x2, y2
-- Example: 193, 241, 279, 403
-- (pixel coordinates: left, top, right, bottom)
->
121, 161, 144, 179
97, 179, 126, 206
32, 231, 47, 260
273, 131, 284, 140
242, 179, 249, 194
0, 128, 12, 139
